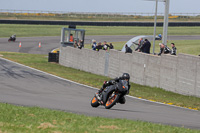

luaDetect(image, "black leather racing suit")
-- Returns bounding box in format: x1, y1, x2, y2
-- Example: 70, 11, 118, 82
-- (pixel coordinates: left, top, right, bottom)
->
98, 77, 130, 104
171, 46, 177, 55
158, 46, 171, 56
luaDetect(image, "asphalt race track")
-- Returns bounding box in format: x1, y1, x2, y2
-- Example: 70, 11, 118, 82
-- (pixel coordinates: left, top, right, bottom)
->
0, 58, 200, 129
0, 35, 200, 129
0, 35, 200, 54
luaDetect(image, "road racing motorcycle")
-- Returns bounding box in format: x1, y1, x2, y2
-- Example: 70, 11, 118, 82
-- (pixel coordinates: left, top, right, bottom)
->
8, 35, 16, 42
91, 80, 129, 109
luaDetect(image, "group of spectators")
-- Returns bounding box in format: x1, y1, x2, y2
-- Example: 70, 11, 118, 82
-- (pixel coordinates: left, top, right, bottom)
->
73, 37, 178, 56
125, 38, 151, 54
158, 42, 177, 56
73, 40, 84, 49
125, 37, 177, 56
91, 40, 114, 51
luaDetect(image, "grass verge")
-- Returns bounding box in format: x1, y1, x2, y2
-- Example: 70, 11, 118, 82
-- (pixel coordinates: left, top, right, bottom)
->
1, 24, 200, 38
1, 103, 199, 133
0, 52, 200, 111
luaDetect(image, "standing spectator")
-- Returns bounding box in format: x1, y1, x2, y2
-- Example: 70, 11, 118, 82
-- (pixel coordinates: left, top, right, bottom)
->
77, 42, 83, 49
95, 42, 103, 51
158, 43, 171, 56
73, 40, 78, 48
102, 41, 110, 50
125, 44, 132, 53
69, 34, 74, 42
109, 43, 114, 49
134, 38, 144, 51
171, 43, 177, 55
140, 39, 151, 54
79, 40, 84, 47
91, 39, 97, 50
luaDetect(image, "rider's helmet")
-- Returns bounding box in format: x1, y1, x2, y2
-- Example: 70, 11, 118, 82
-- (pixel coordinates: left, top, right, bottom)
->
122, 73, 130, 81
11, 34, 16, 38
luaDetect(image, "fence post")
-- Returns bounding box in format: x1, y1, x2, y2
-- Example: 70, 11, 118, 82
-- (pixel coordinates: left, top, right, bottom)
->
104, 52, 110, 76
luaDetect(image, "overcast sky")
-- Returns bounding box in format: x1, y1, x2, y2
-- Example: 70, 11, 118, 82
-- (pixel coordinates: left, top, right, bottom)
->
0, 0, 199, 14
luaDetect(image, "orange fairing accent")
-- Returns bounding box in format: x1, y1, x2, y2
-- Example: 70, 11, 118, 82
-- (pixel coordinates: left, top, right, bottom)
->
92, 97, 97, 103
123, 86, 125, 89
106, 95, 116, 106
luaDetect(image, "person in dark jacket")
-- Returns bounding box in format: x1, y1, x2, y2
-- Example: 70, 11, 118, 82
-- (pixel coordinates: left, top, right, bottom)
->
96, 73, 131, 104
171, 43, 177, 55
109, 43, 114, 49
158, 43, 171, 56
95, 42, 103, 51
102, 41, 110, 50
79, 40, 84, 47
77, 42, 83, 49
125, 44, 132, 53
140, 39, 151, 54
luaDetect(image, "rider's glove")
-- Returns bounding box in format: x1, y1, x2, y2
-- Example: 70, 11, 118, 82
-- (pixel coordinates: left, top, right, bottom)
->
102, 81, 108, 88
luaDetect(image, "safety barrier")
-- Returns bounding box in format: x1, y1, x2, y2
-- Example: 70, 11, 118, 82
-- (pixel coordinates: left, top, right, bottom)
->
59, 47, 200, 97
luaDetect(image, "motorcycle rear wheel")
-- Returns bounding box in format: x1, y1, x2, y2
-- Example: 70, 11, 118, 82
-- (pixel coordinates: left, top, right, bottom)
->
105, 91, 119, 109
91, 96, 100, 108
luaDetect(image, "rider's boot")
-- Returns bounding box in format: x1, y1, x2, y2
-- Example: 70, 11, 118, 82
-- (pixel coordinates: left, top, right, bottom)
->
96, 87, 104, 103
95, 93, 101, 101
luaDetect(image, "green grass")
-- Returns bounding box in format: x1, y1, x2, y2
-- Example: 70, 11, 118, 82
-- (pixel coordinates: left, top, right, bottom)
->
1, 52, 200, 111
1, 24, 200, 38
1, 21, 200, 132
85, 40, 200, 56
1, 13, 200, 22
1, 103, 199, 133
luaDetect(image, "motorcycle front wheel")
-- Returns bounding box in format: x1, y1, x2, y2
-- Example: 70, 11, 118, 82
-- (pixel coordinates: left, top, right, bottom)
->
105, 91, 120, 109
91, 95, 100, 108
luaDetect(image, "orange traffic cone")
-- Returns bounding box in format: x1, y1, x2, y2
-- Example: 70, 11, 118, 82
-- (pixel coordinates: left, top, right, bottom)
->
38, 42, 41, 47
19, 42, 22, 47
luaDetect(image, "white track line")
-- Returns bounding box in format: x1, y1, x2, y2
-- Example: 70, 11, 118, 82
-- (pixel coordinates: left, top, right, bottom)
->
0, 57, 198, 112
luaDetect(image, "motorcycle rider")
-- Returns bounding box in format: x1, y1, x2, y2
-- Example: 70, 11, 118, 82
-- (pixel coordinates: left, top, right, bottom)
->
8, 34, 16, 42
96, 73, 130, 104
10, 34, 16, 39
